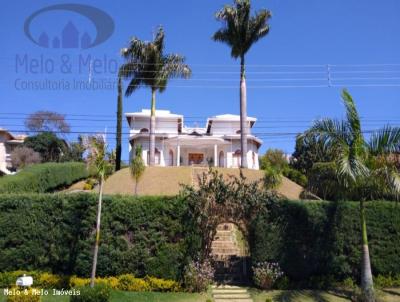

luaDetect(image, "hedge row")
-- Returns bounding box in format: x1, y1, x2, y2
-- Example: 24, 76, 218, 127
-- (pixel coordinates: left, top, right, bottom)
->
0, 194, 399, 285
0, 271, 180, 292
0, 162, 89, 193
0, 194, 188, 280
251, 200, 400, 286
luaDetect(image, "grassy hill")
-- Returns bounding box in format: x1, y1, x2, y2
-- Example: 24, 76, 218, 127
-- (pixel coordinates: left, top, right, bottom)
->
102, 166, 306, 199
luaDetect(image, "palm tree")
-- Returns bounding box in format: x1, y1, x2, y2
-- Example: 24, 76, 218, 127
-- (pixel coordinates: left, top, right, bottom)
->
119, 26, 191, 166
305, 89, 400, 302
213, 0, 271, 168
130, 144, 145, 195
115, 76, 123, 171
84, 135, 109, 288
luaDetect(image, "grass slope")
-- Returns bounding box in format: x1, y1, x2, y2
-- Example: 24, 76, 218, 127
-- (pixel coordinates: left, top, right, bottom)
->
102, 166, 305, 199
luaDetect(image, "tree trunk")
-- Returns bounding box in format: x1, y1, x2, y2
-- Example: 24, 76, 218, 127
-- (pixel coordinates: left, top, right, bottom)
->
115, 77, 123, 171
90, 174, 104, 288
360, 199, 375, 302
149, 89, 156, 166
240, 55, 248, 168
134, 180, 138, 196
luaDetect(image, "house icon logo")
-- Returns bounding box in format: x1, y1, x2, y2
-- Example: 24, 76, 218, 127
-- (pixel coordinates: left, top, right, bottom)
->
24, 4, 114, 49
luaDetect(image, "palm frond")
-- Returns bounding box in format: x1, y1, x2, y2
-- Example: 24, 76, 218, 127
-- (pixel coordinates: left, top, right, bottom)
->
337, 147, 369, 183
368, 125, 400, 156
83, 135, 108, 179
247, 10, 271, 47
341, 89, 364, 146
306, 118, 350, 148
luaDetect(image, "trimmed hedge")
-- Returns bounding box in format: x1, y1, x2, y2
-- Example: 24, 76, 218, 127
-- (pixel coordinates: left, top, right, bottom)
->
0, 194, 399, 285
0, 163, 89, 193
0, 194, 188, 280
251, 200, 400, 287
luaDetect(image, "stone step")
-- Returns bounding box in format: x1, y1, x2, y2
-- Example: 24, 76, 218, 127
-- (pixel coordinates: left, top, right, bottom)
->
211, 285, 242, 289
212, 289, 248, 294
214, 299, 253, 302
213, 294, 251, 299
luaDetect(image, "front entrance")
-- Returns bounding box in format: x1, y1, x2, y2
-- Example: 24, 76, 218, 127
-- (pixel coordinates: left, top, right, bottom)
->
188, 153, 204, 165
211, 223, 250, 285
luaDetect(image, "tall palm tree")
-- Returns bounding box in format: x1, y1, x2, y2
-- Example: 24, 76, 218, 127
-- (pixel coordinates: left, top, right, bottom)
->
213, 0, 271, 168
115, 76, 123, 171
84, 135, 109, 288
119, 26, 191, 166
306, 89, 400, 302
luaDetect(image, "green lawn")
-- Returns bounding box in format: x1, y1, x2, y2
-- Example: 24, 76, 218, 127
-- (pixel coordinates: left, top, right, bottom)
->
1, 289, 399, 302
250, 288, 400, 302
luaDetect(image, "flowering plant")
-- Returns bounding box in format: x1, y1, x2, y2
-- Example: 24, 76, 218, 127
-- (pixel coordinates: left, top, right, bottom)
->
183, 259, 215, 292
252, 261, 284, 289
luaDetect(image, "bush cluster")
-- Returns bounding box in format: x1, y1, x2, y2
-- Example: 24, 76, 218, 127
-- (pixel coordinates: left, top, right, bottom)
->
5, 288, 41, 302
70, 274, 180, 292
251, 200, 400, 288
0, 163, 89, 193
70, 284, 110, 302
0, 271, 67, 289
0, 194, 188, 280
0, 194, 399, 288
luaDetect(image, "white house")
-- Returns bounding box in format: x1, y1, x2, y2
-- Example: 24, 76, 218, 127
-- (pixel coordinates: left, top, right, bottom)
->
126, 109, 262, 170
0, 128, 25, 174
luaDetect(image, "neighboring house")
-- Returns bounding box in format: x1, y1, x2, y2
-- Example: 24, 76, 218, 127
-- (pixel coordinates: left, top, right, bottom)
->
0, 128, 26, 174
126, 109, 262, 170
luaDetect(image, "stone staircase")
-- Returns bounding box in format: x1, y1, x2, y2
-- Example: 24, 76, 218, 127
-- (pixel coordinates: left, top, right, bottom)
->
211, 285, 253, 302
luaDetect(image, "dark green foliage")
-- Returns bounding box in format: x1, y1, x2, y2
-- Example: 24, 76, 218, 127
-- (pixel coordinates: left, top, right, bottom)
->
0, 193, 398, 285
259, 148, 307, 187
0, 194, 188, 280
251, 200, 400, 288
24, 132, 67, 162
290, 134, 335, 175
70, 284, 110, 302
307, 162, 344, 200
115, 77, 123, 171
0, 162, 88, 193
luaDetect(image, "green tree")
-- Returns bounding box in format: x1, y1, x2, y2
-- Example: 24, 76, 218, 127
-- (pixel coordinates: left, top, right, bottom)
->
213, 0, 271, 168
119, 26, 191, 166
305, 89, 400, 301
260, 149, 288, 171
291, 133, 336, 175
83, 135, 109, 288
130, 145, 145, 195
115, 76, 123, 171
24, 132, 66, 162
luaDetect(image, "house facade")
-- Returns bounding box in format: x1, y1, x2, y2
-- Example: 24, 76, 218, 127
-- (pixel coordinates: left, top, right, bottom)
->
126, 109, 262, 170
0, 129, 25, 174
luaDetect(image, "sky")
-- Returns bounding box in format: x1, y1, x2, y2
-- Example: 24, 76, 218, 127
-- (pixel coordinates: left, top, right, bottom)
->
0, 0, 399, 162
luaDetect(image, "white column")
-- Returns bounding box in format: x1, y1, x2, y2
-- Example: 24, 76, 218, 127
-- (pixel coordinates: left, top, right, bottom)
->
214, 144, 218, 167
177, 144, 180, 167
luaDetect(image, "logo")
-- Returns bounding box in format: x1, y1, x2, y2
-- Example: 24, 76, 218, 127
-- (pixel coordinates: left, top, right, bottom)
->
23, 3, 114, 49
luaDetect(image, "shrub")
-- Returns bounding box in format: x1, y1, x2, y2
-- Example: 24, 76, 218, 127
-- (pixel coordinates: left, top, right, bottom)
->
0, 271, 66, 289
251, 200, 400, 287
0, 162, 89, 193
70, 284, 110, 302
0, 194, 187, 279
10, 147, 41, 170
117, 274, 150, 291
183, 260, 214, 292
252, 262, 284, 290
144, 276, 181, 292
5, 288, 41, 302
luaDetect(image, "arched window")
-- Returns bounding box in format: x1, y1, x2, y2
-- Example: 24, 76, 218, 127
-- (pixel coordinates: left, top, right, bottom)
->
218, 151, 224, 167
232, 149, 241, 168
140, 128, 149, 133
169, 149, 174, 166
